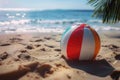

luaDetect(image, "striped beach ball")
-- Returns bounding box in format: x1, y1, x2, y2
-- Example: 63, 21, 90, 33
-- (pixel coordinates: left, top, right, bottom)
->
61, 24, 101, 60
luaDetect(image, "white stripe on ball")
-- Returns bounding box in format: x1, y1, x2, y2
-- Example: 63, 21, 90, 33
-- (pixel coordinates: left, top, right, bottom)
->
79, 28, 95, 60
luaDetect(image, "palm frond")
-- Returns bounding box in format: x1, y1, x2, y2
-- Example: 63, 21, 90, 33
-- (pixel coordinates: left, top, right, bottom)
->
88, 0, 120, 23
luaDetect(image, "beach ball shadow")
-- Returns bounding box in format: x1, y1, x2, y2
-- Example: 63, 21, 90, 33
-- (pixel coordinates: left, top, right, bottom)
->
66, 59, 114, 77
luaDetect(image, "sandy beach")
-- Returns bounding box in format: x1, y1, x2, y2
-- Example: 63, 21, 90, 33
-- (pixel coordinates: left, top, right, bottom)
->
0, 31, 120, 80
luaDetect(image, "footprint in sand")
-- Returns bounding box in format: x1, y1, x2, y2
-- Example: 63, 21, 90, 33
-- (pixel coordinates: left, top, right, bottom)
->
108, 45, 120, 52
54, 49, 61, 52
110, 71, 120, 80
108, 44, 119, 49
18, 43, 28, 46
66, 74, 71, 79
102, 44, 120, 52
18, 53, 31, 60
10, 37, 23, 41
36, 64, 53, 78
25, 45, 34, 50
0, 52, 9, 61
115, 54, 120, 60
44, 44, 55, 48
0, 43, 11, 46
30, 39, 44, 42
44, 37, 51, 40
35, 39, 44, 42
35, 44, 41, 48
102, 44, 119, 48
0, 61, 39, 80
55, 63, 69, 69
20, 50, 28, 53
39, 48, 51, 52
9, 37, 23, 43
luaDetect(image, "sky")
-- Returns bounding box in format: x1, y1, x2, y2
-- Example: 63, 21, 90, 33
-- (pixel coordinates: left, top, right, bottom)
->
0, 0, 93, 10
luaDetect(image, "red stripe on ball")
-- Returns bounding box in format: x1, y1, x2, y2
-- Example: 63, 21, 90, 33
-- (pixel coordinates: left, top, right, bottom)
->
67, 24, 85, 60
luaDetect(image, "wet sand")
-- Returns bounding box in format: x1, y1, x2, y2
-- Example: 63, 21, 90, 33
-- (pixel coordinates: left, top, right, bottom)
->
0, 31, 120, 80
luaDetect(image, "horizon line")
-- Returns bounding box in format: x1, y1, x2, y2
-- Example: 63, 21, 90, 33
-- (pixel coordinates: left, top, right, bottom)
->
0, 8, 94, 11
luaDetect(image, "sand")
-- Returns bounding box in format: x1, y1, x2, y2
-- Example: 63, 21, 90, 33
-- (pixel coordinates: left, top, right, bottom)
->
0, 31, 120, 80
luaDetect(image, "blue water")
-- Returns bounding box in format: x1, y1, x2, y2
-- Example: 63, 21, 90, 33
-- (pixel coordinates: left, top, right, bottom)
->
0, 10, 119, 33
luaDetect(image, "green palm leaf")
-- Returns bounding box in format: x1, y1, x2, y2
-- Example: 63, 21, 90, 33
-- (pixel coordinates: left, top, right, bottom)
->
88, 0, 120, 23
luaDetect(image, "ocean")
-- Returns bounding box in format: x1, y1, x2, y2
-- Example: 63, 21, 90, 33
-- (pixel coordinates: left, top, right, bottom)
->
0, 10, 120, 33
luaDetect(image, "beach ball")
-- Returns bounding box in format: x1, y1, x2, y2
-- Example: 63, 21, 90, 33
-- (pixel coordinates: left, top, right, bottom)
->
61, 24, 101, 60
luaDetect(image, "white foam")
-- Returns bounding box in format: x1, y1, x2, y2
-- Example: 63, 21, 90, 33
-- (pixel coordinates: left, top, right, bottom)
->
22, 13, 26, 18
6, 14, 15, 18
0, 21, 10, 25
16, 13, 21, 16
37, 19, 80, 24
88, 19, 102, 23
0, 19, 30, 26
10, 19, 30, 25
0, 24, 64, 34
92, 25, 120, 31
6, 13, 9, 16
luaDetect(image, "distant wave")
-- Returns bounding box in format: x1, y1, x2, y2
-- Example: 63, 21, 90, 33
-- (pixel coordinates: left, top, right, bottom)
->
6, 13, 26, 19
36, 19, 82, 24
0, 8, 32, 11
0, 19, 82, 26
0, 19, 110, 26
